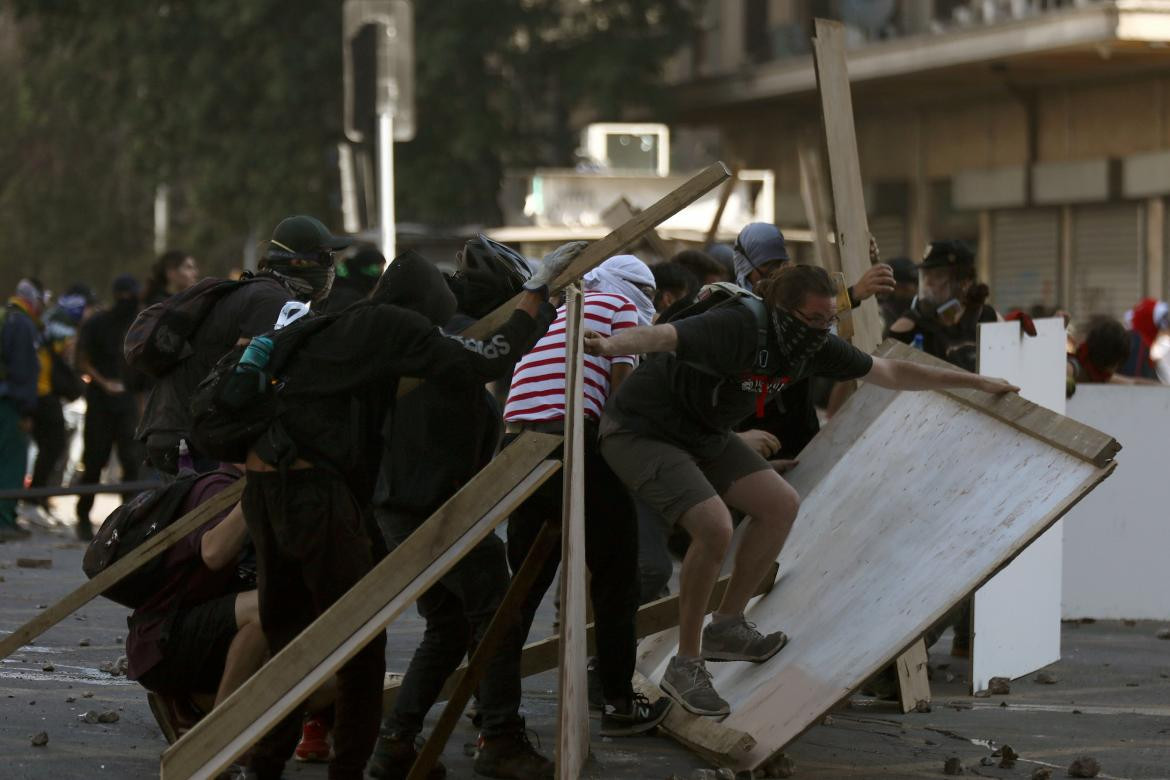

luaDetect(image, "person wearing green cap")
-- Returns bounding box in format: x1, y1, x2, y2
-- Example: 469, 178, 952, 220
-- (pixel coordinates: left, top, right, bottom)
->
322, 245, 386, 313
136, 215, 351, 475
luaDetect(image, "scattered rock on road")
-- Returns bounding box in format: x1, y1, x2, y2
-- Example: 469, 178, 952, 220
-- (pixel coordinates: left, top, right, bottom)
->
30, 731, 48, 747
97, 710, 119, 724
1155, 628, 1170, 640
943, 756, 964, 775
78, 638, 90, 647
1068, 756, 1101, 778
1034, 671, 1058, 685
1030, 768, 1052, 780
41, 663, 54, 672
998, 745, 1018, 768
988, 677, 1011, 695
16, 558, 52, 569
79, 711, 99, 724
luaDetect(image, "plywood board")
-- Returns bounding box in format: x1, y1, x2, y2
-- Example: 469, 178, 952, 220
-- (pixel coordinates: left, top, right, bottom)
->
556, 286, 590, 778
972, 318, 1068, 691
636, 341, 1116, 771
811, 19, 882, 354
1062, 385, 1170, 619
161, 434, 562, 780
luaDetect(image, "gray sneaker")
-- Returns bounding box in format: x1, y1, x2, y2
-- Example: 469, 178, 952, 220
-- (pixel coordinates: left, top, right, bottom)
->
661, 656, 730, 717
702, 616, 788, 662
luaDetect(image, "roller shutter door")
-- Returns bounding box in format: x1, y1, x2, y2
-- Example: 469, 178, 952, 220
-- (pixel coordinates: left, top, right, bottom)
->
869, 214, 907, 260
1070, 203, 1142, 320
990, 209, 1059, 312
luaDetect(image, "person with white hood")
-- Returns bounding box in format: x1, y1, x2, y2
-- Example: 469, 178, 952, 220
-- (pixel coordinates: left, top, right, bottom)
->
502, 254, 672, 739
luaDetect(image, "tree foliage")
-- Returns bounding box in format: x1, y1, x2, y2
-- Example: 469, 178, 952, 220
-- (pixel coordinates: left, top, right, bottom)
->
0, 0, 696, 296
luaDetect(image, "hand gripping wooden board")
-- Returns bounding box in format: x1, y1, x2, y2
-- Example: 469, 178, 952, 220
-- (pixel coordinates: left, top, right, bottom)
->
636, 341, 1118, 771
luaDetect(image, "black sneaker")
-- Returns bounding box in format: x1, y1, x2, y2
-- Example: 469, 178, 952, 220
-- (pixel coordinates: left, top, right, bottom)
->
599, 692, 672, 737
474, 725, 553, 779
367, 732, 446, 779
587, 657, 605, 717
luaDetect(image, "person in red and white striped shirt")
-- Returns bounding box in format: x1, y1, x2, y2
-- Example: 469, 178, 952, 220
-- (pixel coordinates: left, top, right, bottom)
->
502, 254, 673, 737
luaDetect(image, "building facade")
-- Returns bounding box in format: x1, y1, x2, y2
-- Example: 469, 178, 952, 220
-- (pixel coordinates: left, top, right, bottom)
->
666, 0, 1170, 321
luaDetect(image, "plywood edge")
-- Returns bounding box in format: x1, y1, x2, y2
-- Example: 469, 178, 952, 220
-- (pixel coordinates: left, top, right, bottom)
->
632, 672, 756, 766
874, 339, 1121, 467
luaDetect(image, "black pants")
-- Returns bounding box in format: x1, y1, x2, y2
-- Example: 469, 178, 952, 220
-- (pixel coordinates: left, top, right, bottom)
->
505, 427, 640, 704
29, 395, 66, 503
76, 390, 143, 524
243, 469, 386, 780
376, 509, 523, 738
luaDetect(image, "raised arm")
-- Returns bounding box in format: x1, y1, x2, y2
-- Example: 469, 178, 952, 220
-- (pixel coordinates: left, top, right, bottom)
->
583, 323, 678, 357
864, 355, 1019, 395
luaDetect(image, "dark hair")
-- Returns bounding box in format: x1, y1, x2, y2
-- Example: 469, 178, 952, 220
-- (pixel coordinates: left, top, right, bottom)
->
755, 263, 838, 311
1084, 315, 1130, 370
651, 262, 698, 308
145, 250, 190, 302
671, 249, 730, 283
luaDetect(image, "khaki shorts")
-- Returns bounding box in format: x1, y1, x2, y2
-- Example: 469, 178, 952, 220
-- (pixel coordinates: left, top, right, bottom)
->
600, 424, 770, 526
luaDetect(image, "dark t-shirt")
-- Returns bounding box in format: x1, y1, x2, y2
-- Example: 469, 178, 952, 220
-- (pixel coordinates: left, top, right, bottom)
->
607, 303, 873, 457
126, 470, 244, 680
889, 304, 999, 372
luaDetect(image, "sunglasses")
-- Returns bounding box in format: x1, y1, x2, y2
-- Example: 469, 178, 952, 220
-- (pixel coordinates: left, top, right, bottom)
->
792, 309, 838, 331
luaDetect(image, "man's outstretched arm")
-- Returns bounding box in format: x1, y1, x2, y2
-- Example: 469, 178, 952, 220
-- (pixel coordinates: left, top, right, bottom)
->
584, 323, 678, 357
864, 356, 1019, 395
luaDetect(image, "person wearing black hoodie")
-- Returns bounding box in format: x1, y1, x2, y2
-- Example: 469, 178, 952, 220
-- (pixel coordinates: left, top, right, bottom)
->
75, 274, 146, 540
238, 242, 577, 780
366, 247, 554, 780
322, 245, 386, 313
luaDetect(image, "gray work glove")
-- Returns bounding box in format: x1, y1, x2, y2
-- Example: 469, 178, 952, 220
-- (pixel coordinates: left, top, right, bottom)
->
524, 241, 589, 293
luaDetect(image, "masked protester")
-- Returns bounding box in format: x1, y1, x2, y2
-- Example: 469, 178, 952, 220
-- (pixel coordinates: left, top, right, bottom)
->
322, 245, 386, 313
888, 240, 998, 372
584, 263, 1017, 717
878, 256, 919, 336
136, 215, 345, 475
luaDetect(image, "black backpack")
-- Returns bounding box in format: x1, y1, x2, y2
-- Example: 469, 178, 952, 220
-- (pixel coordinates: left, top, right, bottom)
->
125, 276, 261, 378
665, 282, 773, 377
188, 312, 336, 464
82, 472, 203, 608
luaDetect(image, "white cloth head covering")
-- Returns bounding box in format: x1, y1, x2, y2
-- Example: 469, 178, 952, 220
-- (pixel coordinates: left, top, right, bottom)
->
583, 254, 656, 325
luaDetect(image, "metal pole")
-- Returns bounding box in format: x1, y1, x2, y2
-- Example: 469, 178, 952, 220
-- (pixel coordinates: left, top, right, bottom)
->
378, 110, 396, 260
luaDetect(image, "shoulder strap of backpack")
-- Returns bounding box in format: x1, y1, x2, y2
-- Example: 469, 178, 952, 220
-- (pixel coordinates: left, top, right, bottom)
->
740, 296, 771, 374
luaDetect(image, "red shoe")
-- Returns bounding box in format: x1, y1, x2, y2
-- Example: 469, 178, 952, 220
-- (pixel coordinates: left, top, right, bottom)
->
294, 716, 332, 763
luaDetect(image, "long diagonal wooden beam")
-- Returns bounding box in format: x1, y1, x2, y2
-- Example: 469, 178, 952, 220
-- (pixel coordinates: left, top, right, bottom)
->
160, 432, 562, 780
0, 479, 245, 661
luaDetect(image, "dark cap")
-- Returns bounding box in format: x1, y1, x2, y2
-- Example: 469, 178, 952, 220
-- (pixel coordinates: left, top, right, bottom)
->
112, 273, 140, 296
920, 240, 974, 270
269, 215, 353, 257
886, 256, 918, 283
340, 245, 387, 280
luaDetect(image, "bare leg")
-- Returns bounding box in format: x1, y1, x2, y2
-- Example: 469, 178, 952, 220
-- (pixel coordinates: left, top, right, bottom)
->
718, 469, 800, 616
215, 590, 269, 706
675, 496, 733, 657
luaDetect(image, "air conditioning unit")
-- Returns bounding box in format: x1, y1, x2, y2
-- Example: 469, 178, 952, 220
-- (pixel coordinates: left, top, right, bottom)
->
582, 123, 670, 176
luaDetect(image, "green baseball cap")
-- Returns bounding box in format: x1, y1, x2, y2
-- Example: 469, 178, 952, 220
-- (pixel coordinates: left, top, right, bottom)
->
269, 215, 353, 256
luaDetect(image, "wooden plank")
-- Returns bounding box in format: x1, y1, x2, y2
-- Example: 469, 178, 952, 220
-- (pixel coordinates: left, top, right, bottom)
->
797, 144, 836, 273
160, 434, 562, 780
407, 522, 561, 780
382, 561, 780, 710
895, 639, 931, 714
0, 479, 245, 661
636, 376, 1116, 771
556, 285, 590, 778
601, 197, 673, 262
632, 672, 756, 766
704, 164, 740, 246
830, 271, 854, 342
396, 162, 728, 398
874, 339, 1120, 467
811, 19, 882, 354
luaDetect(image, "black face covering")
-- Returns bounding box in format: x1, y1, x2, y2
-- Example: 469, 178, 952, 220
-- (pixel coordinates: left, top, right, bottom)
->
771, 308, 830, 366
267, 260, 335, 302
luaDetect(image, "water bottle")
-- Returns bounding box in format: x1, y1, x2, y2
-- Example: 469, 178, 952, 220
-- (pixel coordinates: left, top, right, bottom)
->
237, 336, 274, 373
177, 439, 194, 472
911, 333, 924, 351
222, 335, 274, 407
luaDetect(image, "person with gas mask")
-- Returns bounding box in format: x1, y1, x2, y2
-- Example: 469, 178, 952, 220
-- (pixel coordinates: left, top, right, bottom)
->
888, 240, 999, 372
135, 215, 344, 475
585, 263, 1018, 717
878, 256, 919, 337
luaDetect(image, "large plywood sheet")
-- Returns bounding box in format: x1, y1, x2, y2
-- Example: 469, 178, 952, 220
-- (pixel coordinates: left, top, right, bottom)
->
1062, 385, 1170, 619
972, 318, 1067, 690
636, 343, 1113, 771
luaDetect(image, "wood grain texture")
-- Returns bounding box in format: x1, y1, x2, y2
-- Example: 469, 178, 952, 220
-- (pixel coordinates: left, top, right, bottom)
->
161, 434, 562, 780
812, 19, 882, 353
556, 286, 590, 778
895, 639, 931, 713
602, 197, 673, 262
0, 479, 244, 661
637, 376, 1115, 771
705, 165, 740, 246
875, 339, 1120, 467
797, 144, 836, 272
633, 672, 756, 766
396, 162, 729, 398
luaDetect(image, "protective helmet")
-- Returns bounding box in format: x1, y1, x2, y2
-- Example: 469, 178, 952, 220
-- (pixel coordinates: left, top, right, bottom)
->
459, 235, 533, 292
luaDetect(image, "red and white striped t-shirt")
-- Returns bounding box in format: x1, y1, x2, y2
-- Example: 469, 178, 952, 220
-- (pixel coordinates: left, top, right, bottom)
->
504, 291, 639, 422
